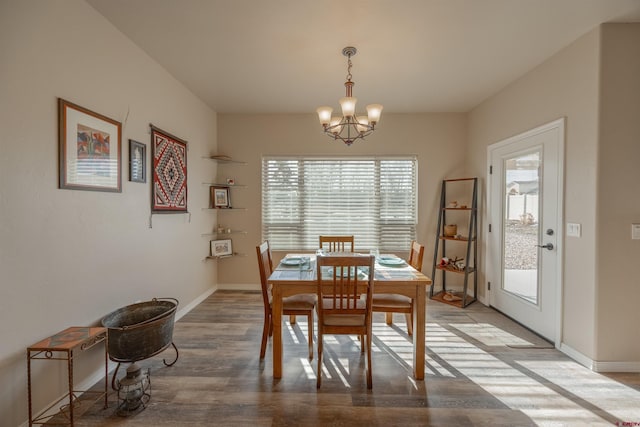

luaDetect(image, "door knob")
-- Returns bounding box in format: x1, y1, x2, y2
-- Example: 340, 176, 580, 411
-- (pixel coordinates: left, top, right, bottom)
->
537, 243, 554, 250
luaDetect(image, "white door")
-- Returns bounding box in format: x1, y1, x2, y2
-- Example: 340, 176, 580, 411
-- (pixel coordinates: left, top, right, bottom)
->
487, 119, 564, 343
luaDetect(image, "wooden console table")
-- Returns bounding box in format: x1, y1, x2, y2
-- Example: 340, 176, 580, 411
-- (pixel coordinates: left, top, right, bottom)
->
27, 326, 108, 426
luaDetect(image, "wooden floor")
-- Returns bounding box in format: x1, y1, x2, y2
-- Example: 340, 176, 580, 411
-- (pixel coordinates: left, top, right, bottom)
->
69, 290, 640, 426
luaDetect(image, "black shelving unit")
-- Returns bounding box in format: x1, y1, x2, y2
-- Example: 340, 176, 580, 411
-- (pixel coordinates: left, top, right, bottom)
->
430, 177, 478, 308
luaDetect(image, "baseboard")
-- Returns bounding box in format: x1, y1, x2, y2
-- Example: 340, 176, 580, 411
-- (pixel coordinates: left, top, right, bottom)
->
560, 343, 640, 372
217, 283, 260, 291
175, 286, 217, 321
477, 294, 488, 306
559, 343, 595, 369
592, 360, 640, 373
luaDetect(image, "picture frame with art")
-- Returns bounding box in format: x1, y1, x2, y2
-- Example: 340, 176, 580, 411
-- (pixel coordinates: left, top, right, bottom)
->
210, 239, 233, 257
210, 186, 230, 208
58, 98, 122, 192
129, 139, 146, 183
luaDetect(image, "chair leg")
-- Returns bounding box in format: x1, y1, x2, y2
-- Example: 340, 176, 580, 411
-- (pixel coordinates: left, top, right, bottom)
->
317, 332, 323, 388
360, 334, 365, 353
385, 312, 393, 325
260, 313, 271, 359
307, 311, 314, 360
405, 312, 413, 336
289, 314, 296, 324
366, 331, 372, 389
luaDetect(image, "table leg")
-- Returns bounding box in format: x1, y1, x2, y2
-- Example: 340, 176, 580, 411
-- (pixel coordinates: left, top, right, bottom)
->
413, 285, 426, 380
27, 351, 32, 427
272, 285, 283, 379
68, 350, 74, 425
103, 338, 108, 409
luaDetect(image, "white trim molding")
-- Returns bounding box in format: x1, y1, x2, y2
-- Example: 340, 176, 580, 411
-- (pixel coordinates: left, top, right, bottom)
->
175, 286, 217, 321
217, 283, 261, 291
560, 343, 640, 372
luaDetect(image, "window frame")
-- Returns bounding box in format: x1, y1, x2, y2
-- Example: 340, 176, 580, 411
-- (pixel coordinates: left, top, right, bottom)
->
261, 156, 418, 251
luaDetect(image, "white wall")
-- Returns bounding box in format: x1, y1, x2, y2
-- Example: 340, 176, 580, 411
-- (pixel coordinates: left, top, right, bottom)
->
0, 1, 217, 424
468, 24, 640, 368
596, 24, 640, 365
216, 113, 468, 287
468, 27, 601, 359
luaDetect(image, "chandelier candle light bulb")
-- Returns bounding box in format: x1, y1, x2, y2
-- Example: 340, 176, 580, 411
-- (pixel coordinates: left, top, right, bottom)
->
317, 46, 383, 145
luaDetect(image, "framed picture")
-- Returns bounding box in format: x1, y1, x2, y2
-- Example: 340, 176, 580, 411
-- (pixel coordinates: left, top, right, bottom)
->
151, 125, 188, 213
129, 139, 146, 183
210, 186, 230, 208
58, 98, 122, 192
211, 239, 233, 257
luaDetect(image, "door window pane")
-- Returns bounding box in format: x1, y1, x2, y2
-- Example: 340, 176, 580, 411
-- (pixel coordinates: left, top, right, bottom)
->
502, 151, 540, 304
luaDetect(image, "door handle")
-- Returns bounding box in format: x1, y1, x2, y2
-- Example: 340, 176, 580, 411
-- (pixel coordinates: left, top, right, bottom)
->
537, 243, 554, 250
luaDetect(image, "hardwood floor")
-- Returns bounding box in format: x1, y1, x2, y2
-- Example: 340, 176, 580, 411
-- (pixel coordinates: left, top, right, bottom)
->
69, 290, 640, 426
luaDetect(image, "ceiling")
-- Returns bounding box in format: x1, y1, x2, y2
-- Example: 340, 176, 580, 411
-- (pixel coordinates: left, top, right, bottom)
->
86, 0, 640, 114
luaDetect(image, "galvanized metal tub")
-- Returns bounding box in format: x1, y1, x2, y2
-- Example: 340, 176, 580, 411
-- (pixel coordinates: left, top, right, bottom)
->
101, 298, 178, 363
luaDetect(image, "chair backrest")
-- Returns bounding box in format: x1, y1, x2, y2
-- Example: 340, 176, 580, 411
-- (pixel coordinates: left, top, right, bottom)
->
408, 240, 425, 272
319, 235, 355, 253
316, 254, 374, 319
256, 241, 274, 307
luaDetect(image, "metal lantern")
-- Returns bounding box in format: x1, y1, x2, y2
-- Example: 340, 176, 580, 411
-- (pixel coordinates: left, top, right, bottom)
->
116, 363, 150, 416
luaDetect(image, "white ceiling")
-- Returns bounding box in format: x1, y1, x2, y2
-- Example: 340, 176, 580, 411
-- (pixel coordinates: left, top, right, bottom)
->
86, 0, 640, 114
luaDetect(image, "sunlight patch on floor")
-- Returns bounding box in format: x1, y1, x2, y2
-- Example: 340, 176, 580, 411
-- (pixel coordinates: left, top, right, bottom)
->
519, 360, 640, 422
301, 358, 316, 379
425, 357, 456, 378
285, 321, 302, 344
328, 358, 351, 387
373, 323, 413, 364
289, 319, 638, 426
427, 323, 617, 426
449, 323, 535, 347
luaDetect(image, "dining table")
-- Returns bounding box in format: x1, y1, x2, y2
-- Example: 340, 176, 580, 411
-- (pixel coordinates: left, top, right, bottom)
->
267, 252, 432, 380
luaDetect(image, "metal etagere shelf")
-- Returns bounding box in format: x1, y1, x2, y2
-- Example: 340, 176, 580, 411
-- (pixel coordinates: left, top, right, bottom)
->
430, 177, 478, 308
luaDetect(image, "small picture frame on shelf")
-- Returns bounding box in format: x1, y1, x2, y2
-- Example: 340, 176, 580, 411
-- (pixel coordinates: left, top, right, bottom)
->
211, 239, 233, 257
210, 186, 230, 208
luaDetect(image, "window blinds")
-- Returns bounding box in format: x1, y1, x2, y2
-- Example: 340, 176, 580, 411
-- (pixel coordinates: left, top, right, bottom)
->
262, 156, 417, 251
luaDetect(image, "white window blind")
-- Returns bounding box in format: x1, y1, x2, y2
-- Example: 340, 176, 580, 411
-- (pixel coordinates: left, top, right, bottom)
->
262, 156, 417, 251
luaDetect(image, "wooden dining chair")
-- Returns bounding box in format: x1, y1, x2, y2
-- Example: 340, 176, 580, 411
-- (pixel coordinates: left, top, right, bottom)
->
319, 235, 355, 253
256, 241, 316, 360
372, 240, 425, 336
316, 253, 375, 389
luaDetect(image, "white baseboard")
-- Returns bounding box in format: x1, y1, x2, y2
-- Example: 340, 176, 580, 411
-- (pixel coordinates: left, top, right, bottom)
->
175, 286, 217, 321
217, 283, 260, 291
560, 343, 640, 372
592, 360, 640, 373
559, 343, 595, 369
477, 294, 488, 306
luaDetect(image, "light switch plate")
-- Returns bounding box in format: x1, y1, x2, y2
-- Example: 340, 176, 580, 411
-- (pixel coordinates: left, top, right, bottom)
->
632, 224, 640, 240
567, 223, 581, 237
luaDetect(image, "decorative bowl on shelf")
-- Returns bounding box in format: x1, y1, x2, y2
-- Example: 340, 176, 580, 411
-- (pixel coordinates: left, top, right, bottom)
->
444, 224, 457, 237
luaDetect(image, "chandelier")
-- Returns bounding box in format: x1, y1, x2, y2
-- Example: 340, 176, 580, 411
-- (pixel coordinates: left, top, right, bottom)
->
316, 47, 383, 146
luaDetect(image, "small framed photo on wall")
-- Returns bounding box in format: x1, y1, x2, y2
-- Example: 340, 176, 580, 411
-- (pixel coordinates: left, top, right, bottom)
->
129, 139, 146, 183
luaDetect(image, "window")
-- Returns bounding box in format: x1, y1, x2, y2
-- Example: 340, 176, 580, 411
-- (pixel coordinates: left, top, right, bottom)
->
262, 156, 417, 251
